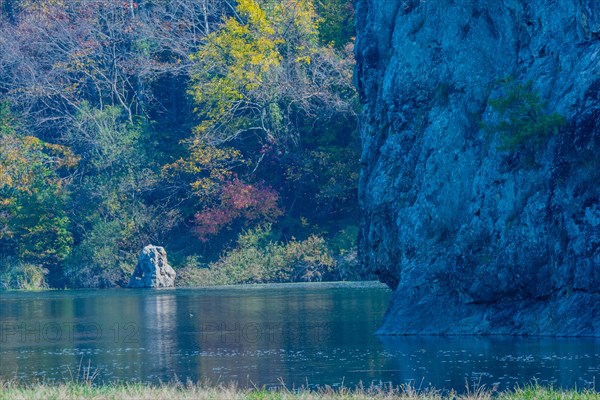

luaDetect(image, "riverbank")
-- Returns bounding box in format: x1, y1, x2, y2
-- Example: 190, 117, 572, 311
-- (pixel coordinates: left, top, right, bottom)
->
0, 382, 598, 400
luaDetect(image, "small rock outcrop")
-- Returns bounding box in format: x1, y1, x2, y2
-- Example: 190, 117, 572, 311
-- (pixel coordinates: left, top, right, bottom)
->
355, 0, 600, 336
127, 245, 176, 288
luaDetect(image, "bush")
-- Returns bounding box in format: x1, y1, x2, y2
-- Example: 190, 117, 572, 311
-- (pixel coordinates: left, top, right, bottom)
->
332, 248, 363, 281
483, 79, 566, 150
175, 256, 209, 287
180, 224, 337, 286
63, 220, 135, 288
0, 259, 48, 290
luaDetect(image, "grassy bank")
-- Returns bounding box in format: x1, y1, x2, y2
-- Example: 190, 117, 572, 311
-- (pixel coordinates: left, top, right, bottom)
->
0, 382, 598, 400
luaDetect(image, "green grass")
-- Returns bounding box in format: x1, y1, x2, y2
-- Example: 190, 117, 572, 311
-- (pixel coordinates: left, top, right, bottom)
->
497, 385, 599, 400
0, 382, 597, 400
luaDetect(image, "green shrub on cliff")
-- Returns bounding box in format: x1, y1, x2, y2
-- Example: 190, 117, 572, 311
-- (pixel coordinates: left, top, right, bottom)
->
484, 79, 566, 150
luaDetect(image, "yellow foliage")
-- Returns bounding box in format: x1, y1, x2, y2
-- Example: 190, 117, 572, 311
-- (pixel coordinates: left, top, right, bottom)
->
162, 142, 244, 199
189, 0, 320, 144
237, 0, 275, 34
20, 0, 67, 13
0, 134, 79, 194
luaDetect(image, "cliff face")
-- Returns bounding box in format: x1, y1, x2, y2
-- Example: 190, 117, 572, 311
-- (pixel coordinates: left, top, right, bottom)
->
355, 0, 600, 336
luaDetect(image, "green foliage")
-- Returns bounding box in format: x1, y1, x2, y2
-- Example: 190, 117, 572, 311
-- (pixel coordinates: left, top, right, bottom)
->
189, 0, 315, 145
326, 225, 363, 281
0, 260, 49, 290
0, 102, 15, 135
0, 0, 362, 289
67, 104, 142, 170
484, 79, 566, 150
64, 219, 137, 288
64, 105, 160, 288
315, 0, 355, 48
0, 106, 77, 273
329, 225, 359, 254
162, 141, 244, 201
1, 381, 597, 399
189, 0, 355, 149
180, 224, 336, 285
285, 146, 359, 219
176, 0, 359, 263
175, 220, 361, 287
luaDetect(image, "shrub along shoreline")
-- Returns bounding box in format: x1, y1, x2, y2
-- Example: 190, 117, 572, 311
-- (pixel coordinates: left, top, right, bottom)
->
1, 224, 366, 290
176, 224, 363, 286
0, 381, 598, 400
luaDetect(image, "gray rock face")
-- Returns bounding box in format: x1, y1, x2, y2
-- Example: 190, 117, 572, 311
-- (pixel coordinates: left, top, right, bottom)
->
127, 245, 176, 288
355, 0, 600, 336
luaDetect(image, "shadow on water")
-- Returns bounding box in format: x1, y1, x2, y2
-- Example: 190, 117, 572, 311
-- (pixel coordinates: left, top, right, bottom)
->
377, 335, 600, 392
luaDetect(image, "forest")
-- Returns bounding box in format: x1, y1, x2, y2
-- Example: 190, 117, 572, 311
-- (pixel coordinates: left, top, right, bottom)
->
0, 0, 362, 289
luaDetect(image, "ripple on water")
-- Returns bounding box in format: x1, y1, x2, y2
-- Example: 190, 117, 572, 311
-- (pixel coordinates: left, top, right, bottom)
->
1, 286, 599, 392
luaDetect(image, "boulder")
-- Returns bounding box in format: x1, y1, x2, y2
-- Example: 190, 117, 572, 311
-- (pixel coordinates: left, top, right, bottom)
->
127, 245, 176, 288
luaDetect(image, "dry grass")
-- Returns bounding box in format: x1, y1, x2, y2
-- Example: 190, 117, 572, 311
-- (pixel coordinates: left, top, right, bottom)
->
0, 381, 597, 400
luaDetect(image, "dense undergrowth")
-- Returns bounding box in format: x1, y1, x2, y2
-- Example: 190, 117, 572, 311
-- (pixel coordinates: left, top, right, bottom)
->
177, 224, 362, 286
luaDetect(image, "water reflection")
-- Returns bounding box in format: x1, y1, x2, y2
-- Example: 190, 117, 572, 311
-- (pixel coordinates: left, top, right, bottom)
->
0, 283, 598, 392
143, 294, 177, 374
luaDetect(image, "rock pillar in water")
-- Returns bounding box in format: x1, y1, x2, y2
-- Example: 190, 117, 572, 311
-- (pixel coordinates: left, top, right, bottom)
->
127, 245, 176, 288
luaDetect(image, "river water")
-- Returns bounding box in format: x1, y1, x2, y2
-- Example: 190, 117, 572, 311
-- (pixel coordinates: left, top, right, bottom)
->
0, 282, 598, 392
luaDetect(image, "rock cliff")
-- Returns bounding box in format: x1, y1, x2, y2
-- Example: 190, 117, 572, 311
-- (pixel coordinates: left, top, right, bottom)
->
355, 0, 600, 336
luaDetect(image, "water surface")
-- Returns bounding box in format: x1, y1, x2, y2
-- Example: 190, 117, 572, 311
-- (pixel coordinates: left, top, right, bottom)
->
0, 282, 598, 391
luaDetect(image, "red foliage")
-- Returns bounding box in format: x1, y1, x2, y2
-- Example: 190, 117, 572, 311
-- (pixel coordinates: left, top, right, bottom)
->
193, 208, 236, 241
193, 179, 282, 241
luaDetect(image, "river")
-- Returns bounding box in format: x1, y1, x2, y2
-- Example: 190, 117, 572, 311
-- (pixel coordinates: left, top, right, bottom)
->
0, 282, 598, 392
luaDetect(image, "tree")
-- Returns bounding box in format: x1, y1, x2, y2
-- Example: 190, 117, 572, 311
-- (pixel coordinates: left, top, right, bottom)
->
0, 102, 77, 284
183, 0, 359, 239
189, 0, 356, 155
193, 178, 282, 241
0, 0, 228, 131
314, 0, 355, 48
63, 105, 167, 287
0, 0, 363, 287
